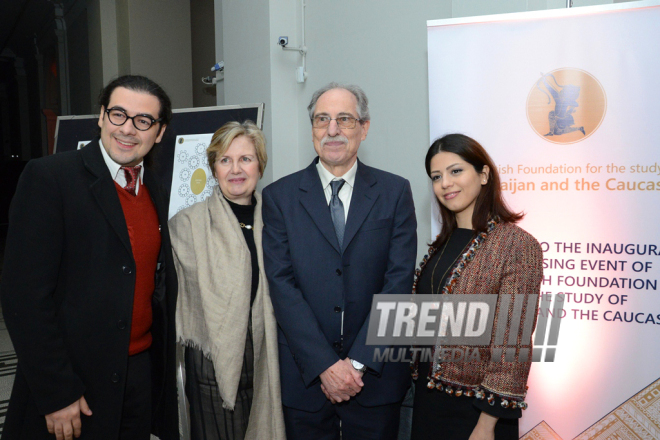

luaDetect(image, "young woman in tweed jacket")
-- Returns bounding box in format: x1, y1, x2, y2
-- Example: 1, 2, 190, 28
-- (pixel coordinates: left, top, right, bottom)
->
410, 134, 543, 440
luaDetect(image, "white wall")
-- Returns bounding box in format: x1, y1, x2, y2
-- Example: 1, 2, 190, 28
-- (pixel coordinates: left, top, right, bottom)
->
115, 0, 193, 109
221, 0, 273, 184
88, 0, 193, 110
87, 0, 119, 111
268, 0, 304, 181
219, 0, 625, 259
296, 1, 453, 258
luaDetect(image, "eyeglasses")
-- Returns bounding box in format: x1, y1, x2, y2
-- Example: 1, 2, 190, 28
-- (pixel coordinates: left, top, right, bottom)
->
312, 115, 363, 129
105, 108, 162, 131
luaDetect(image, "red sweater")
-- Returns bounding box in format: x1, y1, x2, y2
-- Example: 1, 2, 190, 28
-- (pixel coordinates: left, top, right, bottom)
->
115, 182, 161, 355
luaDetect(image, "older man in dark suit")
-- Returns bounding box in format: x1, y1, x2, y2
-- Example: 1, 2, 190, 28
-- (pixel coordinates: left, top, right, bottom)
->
0, 75, 178, 440
262, 83, 417, 439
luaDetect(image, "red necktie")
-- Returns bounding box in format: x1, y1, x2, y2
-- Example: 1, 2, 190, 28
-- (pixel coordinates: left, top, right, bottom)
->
121, 165, 142, 196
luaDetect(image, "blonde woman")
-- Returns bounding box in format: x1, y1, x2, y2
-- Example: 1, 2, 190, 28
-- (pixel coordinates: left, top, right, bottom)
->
169, 121, 285, 440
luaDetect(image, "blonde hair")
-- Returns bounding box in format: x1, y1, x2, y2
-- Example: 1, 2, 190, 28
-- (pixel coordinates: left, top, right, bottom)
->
207, 120, 268, 177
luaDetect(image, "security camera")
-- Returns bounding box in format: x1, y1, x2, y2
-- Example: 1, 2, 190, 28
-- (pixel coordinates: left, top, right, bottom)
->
278, 36, 289, 47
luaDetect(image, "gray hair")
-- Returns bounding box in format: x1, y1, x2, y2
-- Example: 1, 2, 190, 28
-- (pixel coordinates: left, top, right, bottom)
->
307, 82, 370, 123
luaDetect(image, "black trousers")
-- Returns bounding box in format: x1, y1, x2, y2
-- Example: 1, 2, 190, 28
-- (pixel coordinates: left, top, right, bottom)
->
119, 350, 152, 440
283, 398, 403, 440
410, 377, 518, 440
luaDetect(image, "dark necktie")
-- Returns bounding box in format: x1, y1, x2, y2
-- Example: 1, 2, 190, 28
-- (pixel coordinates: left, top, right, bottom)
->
121, 165, 142, 196
330, 179, 346, 248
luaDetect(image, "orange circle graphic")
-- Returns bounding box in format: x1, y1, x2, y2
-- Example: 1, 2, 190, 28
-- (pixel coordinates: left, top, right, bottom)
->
526, 68, 606, 144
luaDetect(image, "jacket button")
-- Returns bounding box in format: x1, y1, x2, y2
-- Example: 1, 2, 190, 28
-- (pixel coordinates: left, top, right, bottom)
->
333, 341, 341, 349
117, 319, 127, 330
334, 306, 342, 313
336, 269, 342, 275
111, 373, 120, 383
122, 266, 132, 275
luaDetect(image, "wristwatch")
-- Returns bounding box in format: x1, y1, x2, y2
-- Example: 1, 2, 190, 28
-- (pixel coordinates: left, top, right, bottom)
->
351, 359, 367, 373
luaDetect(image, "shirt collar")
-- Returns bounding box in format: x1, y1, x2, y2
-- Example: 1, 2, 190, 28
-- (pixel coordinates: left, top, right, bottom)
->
316, 159, 358, 190
99, 139, 145, 181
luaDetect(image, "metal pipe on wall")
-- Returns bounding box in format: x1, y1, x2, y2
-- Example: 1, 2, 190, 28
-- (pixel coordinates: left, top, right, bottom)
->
53, 4, 71, 116
301, 0, 306, 82
34, 35, 49, 157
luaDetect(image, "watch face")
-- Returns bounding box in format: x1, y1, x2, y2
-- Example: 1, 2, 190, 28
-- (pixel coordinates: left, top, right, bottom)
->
352, 360, 365, 371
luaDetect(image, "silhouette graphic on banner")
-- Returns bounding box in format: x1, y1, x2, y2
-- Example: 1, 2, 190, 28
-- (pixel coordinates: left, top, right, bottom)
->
526, 68, 606, 144
536, 73, 586, 137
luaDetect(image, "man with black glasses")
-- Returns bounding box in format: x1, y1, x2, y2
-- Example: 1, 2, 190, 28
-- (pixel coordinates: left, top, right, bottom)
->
1, 75, 178, 440
263, 83, 417, 439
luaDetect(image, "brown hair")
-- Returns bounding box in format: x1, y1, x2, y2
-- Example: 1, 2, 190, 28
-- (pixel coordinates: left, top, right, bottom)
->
207, 120, 268, 178
425, 133, 523, 247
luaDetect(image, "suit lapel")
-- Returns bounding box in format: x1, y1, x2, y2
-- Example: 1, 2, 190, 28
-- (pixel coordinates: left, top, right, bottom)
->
81, 140, 133, 256
343, 161, 378, 251
299, 159, 342, 254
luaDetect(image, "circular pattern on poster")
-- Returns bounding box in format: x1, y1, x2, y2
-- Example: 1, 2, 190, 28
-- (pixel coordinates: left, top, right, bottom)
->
172, 140, 218, 213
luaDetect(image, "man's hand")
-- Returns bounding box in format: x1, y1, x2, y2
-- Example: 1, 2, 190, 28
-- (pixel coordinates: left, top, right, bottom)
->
468, 411, 497, 440
343, 357, 365, 380
45, 396, 92, 440
319, 359, 364, 403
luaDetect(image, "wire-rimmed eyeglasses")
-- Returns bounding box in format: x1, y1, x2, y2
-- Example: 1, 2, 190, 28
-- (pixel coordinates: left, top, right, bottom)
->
312, 115, 363, 129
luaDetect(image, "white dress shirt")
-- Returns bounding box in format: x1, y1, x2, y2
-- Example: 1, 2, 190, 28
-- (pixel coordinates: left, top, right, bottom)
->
316, 159, 358, 222
99, 140, 144, 195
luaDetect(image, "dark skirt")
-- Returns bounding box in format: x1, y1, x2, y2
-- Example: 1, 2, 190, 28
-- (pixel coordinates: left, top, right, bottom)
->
184, 315, 254, 440
410, 367, 518, 440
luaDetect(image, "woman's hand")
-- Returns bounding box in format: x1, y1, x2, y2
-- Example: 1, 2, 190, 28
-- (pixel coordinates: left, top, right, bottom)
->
468, 411, 498, 440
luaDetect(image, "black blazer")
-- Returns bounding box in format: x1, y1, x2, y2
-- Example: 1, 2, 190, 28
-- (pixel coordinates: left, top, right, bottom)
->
262, 158, 417, 411
0, 140, 178, 439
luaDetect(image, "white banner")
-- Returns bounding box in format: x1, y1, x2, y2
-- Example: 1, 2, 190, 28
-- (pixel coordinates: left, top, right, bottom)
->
428, 2, 660, 439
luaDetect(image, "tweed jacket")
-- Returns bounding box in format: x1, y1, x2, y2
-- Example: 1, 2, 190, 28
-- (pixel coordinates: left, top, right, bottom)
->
414, 222, 543, 401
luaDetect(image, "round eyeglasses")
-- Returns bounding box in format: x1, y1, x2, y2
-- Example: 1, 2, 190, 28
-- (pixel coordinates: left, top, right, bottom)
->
312, 115, 363, 129
105, 108, 162, 131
